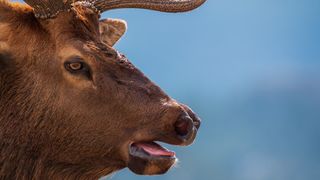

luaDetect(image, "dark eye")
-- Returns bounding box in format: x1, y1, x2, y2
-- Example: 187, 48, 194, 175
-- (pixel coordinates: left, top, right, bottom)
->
64, 58, 91, 79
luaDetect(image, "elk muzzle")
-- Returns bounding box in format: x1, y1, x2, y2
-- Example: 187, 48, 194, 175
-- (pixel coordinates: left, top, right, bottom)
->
127, 101, 201, 175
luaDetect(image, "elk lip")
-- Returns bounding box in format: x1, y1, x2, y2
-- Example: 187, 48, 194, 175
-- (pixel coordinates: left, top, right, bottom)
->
127, 141, 177, 175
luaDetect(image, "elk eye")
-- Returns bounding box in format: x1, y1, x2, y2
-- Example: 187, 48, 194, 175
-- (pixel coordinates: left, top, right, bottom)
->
64, 58, 91, 79
69, 62, 83, 71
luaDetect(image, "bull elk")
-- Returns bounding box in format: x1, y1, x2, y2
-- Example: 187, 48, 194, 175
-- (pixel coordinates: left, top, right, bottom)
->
0, 0, 206, 179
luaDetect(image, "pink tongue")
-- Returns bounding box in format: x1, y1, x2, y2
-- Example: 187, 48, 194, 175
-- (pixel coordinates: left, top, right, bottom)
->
134, 142, 175, 157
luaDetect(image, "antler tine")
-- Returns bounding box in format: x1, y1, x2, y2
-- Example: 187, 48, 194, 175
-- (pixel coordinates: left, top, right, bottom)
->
94, 0, 207, 13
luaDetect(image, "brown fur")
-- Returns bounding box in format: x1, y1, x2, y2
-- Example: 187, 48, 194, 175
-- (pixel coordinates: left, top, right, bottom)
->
0, 1, 200, 179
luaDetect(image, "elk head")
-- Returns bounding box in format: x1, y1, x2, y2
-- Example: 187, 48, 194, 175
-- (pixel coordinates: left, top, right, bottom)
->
0, 0, 205, 179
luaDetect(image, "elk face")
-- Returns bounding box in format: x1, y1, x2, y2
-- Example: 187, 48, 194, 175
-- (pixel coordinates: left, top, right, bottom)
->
43, 8, 201, 175
1, 0, 205, 178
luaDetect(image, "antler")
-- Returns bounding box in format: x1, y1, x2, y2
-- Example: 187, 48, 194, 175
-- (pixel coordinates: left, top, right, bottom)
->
94, 0, 207, 13
23, 0, 206, 19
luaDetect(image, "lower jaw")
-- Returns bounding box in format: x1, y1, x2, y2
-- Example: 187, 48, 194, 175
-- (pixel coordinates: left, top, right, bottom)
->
128, 153, 176, 175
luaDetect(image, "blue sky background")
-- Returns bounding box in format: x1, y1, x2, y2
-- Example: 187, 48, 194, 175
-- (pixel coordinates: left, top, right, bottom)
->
18, 0, 320, 179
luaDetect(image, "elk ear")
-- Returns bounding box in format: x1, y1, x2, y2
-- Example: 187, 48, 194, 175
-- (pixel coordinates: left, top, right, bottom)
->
99, 18, 127, 47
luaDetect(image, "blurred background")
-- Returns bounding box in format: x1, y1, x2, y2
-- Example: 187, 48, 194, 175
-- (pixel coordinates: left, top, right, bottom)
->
102, 0, 320, 180
19, 0, 320, 179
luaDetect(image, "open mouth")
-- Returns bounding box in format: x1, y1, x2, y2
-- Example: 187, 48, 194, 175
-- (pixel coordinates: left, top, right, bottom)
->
128, 141, 177, 175
130, 142, 175, 158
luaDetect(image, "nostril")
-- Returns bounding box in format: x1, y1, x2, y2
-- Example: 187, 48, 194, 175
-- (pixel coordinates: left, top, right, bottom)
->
193, 120, 201, 129
174, 116, 193, 137
179, 104, 201, 130
193, 115, 201, 129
